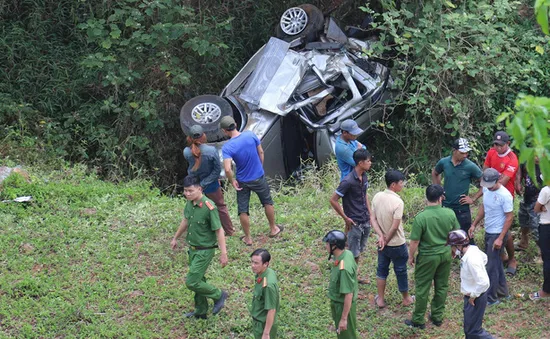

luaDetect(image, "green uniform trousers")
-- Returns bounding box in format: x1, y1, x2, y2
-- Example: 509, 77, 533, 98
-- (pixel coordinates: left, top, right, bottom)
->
412, 251, 452, 325
330, 300, 357, 339
253, 319, 278, 339
186, 248, 222, 315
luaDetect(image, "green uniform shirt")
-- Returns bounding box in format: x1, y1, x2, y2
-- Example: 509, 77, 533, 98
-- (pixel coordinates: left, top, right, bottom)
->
410, 205, 459, 255
434, 156, 482, 211
250, 267, 280, 323
184, 195, 222, 247
328, 250, 358, 303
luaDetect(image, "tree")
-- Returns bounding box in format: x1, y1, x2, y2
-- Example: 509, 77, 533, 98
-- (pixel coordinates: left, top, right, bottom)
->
499, 0, 550, 184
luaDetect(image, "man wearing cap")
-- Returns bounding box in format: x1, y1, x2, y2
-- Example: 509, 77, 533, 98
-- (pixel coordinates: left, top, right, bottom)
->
469, 168, 514, 306
405, 184, 459, 329
475, 131, 519, 275
335, 120, 365, 182
432, 138, 482, 239
323, 230, 358, 339
220, 116, 283, 246
184, 125, 235, 236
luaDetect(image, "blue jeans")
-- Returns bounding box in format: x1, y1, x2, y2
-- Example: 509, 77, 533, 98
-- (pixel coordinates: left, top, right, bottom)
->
376, 243, 409, 292
485, 233, 509, 303
347, 222, 371, 258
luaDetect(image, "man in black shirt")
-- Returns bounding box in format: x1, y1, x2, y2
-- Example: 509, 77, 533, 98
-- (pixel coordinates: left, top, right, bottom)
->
515, 158, 543, 250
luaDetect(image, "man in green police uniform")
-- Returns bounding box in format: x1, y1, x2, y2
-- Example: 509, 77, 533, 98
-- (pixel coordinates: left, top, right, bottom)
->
405, 184, 459, 329
323, 230, 358, 339
250, 248, 280, 339
171, 175, 229, 319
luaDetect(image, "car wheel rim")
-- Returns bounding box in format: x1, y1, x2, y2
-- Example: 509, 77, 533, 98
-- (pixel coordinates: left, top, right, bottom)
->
191, 102, 222, 124
280, 7, 308, 35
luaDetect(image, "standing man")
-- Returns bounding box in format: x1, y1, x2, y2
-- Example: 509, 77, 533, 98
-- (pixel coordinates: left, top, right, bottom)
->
220, 116, 283, 246
514, 158, 542, 250
469, 168, 514, 306
330, 149, 374, 282
432, 138, 482, 239
371, 169, 415, 308
447, 230, 493, 339
250, 248, 279, 339
476, 131, 519, 275
532, 179, 550, 300
323, 230, 358, 339
171, 175, 228, 319
335, 120, 365, 181
405, 184, 459, 329
184, 124, 235, 236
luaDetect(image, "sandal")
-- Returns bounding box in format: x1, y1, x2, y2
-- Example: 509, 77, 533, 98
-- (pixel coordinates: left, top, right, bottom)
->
529, 291, 550, 301
239, 236, 252, 246
403, 295, 415, 307
506, 266, 517, 277
269, 224, 285, 238
374, 295, 386, 309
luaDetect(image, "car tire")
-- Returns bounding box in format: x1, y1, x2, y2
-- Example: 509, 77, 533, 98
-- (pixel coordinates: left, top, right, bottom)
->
180, 95, 233, 142
275, 4, 324, 44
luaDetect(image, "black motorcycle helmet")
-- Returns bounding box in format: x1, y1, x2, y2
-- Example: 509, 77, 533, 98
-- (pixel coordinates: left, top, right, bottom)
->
323, 230, 346, 260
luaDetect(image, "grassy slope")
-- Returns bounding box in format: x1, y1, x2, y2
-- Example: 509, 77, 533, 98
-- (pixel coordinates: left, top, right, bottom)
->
0, 163, 548, 339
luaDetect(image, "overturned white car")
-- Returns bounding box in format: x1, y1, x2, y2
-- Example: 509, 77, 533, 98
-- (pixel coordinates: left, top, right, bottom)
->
180, 4, 393, 178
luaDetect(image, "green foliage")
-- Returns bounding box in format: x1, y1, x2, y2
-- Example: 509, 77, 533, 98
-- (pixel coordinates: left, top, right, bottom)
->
362, 0, 550, 170
500, 1, 550, 186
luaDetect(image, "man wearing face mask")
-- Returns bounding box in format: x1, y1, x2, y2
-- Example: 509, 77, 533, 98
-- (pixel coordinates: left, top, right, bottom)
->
447, 230, 493, 339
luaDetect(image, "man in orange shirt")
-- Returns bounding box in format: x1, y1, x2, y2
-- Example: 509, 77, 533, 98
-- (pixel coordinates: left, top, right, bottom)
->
474, 131, 519, 275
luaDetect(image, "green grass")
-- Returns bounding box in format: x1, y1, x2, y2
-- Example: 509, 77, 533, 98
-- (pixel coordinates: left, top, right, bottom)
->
0, 162, 547, 338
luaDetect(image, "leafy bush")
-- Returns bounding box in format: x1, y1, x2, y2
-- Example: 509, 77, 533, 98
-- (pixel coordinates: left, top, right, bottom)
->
363, 0, 550, 172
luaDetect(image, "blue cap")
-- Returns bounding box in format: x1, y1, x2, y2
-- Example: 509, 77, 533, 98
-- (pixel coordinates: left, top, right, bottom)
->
340, 120, 364, 136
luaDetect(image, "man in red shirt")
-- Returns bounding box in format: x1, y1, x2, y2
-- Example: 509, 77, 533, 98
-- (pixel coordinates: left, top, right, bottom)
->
474, 131, 519, 275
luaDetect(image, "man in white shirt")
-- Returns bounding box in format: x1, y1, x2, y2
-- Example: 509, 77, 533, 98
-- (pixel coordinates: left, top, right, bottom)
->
470, 168, 514, 306
447, 230, 493, 339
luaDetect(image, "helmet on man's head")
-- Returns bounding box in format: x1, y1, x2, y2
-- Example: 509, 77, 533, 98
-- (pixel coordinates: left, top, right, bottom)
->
323, 230, 346, 250
446, 229, 469, 246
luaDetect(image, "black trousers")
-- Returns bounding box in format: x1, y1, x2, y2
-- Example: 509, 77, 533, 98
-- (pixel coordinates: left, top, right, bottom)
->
463, 292, 493, 339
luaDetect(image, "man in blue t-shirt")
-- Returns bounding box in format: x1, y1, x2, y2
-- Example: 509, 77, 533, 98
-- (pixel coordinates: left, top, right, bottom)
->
220, 116, 283, 246
335, 120, 365, 181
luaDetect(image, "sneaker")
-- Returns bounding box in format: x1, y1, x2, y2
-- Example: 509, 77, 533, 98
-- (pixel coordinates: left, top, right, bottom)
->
184, 311, 207, 319
212, 290, 228, 315
404, 319, 425, 329
487, 299, 501, 307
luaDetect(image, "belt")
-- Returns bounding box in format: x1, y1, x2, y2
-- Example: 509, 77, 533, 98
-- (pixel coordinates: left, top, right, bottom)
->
190, 245, 218, 251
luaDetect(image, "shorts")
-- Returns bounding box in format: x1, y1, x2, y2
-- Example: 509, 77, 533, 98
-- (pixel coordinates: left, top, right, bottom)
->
347, 222, 371, 258
236, 176, 274, 215
518, 200, 539, 229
